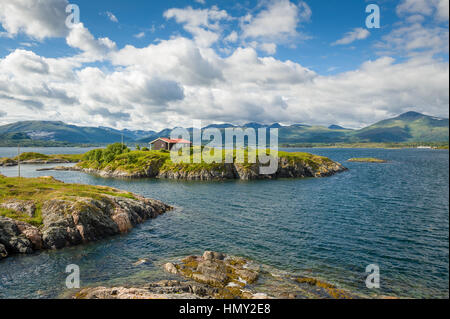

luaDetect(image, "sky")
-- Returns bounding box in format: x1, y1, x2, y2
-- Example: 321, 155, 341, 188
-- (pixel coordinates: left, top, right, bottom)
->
0, 0, 448, 130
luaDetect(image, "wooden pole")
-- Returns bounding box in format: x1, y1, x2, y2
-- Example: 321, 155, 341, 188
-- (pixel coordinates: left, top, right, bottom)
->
18, 144, 21, 178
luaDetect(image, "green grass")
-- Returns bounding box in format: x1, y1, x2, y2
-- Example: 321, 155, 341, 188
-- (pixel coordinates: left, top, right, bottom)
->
348, 158, 387, 163
78, 145, 335, 175
0, 175, 137, 226
13, 152, 83, 162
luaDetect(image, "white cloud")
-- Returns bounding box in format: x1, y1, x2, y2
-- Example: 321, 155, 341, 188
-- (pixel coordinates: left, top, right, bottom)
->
0, 0, 69, 40
195, 0, 206, 4
376, 23, 449, 56
66, 23, 117, 60
224, 31, 238, 43
134, 32, 146, 39
106, 11, 119, 23
241, 0, 311, 42
332, 28, 370, 46
397, 0, 449, 21
259, 43, 277, 55
0, 1, 448, 130
164, 6, 230, 47
435, 0, 449, 21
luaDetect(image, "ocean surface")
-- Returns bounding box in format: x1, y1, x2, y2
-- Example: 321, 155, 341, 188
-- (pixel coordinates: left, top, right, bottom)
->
0, 147, 448, 299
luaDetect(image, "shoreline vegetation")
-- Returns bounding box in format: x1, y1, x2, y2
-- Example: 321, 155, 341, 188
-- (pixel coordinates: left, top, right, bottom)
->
0, 174, 172, 260
0, 152, 82, 167
64, 143, 348, 180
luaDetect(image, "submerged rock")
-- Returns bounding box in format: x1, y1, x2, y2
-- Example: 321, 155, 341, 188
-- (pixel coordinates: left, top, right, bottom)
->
0, 243, 8, 259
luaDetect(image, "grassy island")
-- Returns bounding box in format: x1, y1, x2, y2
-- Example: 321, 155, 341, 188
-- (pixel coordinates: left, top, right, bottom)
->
0, 175, 137, 226
75, 143, 345, 180
0, 152, 83, 166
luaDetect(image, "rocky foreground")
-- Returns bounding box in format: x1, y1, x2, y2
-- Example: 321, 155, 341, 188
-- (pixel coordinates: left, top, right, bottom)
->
75, 251, 360, 299
0, 176, 172, 260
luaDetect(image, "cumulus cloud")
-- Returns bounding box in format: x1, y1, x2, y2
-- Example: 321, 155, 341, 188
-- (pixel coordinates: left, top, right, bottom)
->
86, 107, 130, 125
377, 0, 449, 57
332, 28, 370, 46
164, 6, 230, 47
111, 37, 223, 86
0, 0, 69, 40
241, 0, 311, 42
0, 0, 448, 130
376, 23, 449, 56
66, 23, 117, 60
397, 0, 449, 21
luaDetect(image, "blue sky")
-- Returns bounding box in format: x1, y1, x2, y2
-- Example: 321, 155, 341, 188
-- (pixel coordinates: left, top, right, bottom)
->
0, 0, 403, 73
0, 0, 448, 130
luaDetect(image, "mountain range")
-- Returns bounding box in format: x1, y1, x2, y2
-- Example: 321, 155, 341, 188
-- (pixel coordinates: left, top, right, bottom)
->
0, 112, 448, 147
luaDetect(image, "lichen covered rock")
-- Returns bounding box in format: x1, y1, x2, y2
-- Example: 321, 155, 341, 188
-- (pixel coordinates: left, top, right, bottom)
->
0, 193, 172, 258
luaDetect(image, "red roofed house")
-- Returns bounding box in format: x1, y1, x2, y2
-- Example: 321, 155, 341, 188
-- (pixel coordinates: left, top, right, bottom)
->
150, 138, 192, 151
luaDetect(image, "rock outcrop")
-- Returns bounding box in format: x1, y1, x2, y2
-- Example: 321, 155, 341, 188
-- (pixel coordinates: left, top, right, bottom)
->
75, 251, 360, 300
0, 158, 79, 167
1, 200, 36, 217
60, 155, 347, 181
0, 195, 172, 259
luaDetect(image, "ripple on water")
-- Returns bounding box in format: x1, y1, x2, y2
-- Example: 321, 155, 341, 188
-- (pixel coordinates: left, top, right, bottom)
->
0, 148, 448, 299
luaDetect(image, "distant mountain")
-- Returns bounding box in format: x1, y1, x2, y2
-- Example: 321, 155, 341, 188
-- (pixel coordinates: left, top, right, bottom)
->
328, 125, 351, 130
0, 121, 151, 145
0, 112, 448, 146
352, 112, 449, 143
204, 124, 236, 129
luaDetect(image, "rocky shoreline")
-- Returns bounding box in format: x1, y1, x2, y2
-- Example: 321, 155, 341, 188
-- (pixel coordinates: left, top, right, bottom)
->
0, 189, 172, 260
45, 156, 348, 180
75, 251, 361, 299
0, 158, 80, 167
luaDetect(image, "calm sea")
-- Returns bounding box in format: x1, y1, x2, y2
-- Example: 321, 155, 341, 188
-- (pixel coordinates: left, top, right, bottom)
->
0, 147, 448, 299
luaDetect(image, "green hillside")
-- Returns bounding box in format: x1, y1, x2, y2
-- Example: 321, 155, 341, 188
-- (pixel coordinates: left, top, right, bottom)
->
0, 121, 154, 145
0, 112, 448, 146
352, 112, 449, 142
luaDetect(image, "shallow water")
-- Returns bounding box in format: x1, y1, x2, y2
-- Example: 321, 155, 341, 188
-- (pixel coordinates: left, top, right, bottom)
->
0, 147, 448, 299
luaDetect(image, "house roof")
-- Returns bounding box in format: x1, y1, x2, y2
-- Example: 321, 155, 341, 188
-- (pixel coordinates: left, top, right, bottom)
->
150, 137, 192, 144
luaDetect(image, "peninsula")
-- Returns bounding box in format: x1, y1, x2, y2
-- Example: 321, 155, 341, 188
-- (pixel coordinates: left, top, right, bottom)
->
0, 175, 172, 260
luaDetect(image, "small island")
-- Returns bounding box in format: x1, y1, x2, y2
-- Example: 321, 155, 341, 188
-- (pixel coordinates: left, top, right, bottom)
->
0, 152, 82, 167
45, 143, 348, 180
0, 174, 172, 260
347, 158, 388, 163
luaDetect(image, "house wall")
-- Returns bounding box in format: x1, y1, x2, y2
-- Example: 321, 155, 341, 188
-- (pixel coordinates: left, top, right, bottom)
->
151, 140, 169, 150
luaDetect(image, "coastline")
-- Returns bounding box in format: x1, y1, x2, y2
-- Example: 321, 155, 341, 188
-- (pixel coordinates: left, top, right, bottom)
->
74, 251, 374, 300
0, 175, 172, 260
